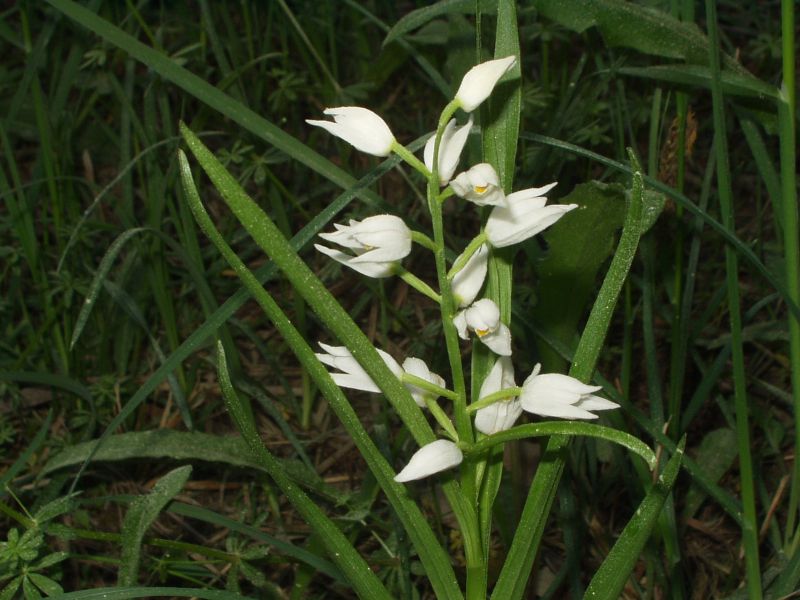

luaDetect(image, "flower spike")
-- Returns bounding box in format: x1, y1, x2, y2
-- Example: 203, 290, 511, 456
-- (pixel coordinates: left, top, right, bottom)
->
307, 107, 395, 157
455, 56, 517, 112
394, 439, 463, 482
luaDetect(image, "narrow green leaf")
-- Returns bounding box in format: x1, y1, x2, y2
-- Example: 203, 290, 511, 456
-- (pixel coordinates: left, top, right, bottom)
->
118, 465, 193, 586
27, 574, 63, 597
46, 0, 382, 206
492, 156, 646, 600
0, 410, 52, 491
619, 65, 778, 101
384, 0, 497, 45
469, 422, 656, 469
44, 588, 254, 600
584, 442, 685, 598
681, 428, 737, 521
178, 153, 462, 599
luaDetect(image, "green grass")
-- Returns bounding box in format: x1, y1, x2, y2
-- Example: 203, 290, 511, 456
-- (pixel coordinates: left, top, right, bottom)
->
1, 1, 797, 597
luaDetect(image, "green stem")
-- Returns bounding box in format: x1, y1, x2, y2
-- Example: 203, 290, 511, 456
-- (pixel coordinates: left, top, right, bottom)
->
395, 267, 441, 303
411, 230, 437, 252
423, 396, 460, 441
392, 141, 431, 179
705, 0, 762, 594
401, 372, 460, 402
448, 232, 488, 279
466, 386, 523, 413
779, 0, 800, 548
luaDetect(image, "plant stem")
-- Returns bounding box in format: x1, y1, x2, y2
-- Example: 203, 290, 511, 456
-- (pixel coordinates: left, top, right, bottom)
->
392, 141, 431, 178
705, 0, 762, 594
448, 232, 488, 279
466, 386, 523, 413
779, 0, 800, 547
395, 267, 442, 303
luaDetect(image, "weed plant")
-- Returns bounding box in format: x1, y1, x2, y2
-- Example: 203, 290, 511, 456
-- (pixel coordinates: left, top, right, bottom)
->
0, 1, 797, 598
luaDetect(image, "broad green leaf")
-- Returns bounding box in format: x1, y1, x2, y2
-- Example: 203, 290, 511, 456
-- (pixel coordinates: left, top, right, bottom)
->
33, 495, 78, 525
27, 574, 63, 597
216, 344, 394, 600
681, 428, 737, 522
584, 442, 685, 598
533, 182, 626, 373
534, 0, 747, 73
118, 465, 193, 586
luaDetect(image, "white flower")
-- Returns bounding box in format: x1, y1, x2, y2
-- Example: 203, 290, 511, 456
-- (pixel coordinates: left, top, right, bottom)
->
452, 244, 488, 307
450, 163, 505, 207
424, 116, 473, 185
519, 364, 620, 419
316, 215, 411, 278
455, 56, 517, 112
319, 215, 411, 263
394, 439, 463, 482
485, 182, 577, 248
306, 107, 395, 157
316, 343, 402, 393
453, 298, 512, 356
474, 357, 522, 434
402, 357, 446, 407
315, 244, 396, 278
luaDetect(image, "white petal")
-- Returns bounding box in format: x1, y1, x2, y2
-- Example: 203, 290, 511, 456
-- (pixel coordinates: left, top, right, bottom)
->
576, 396, 620, 412
478, 357, 516, 398
523, 400, 599, 420
453, 310, 469, 340
483, 181, 570, 248
519, 365, 616, 419
480, 323, 512, 356
466, 298, 501, 333
450, 163, 505, 207
402, 357, 446, 407
316, 343, 402, 393
424, 116, 473, 185
475, 399, 522, 434
455, 56, 517, 112
394, 440, 463, 482
315, 244, 396, 278
307, 106, 395, 157
452, 244, 488, 307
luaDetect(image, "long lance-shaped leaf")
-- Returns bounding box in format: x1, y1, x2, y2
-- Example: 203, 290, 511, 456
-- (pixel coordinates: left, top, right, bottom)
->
474, 1, 522, 583
584, 441, 685, 598
216, 342, 393, 600
491, 156, 646, 600
179, 126, 478, 583
179, 152, 462, 600
46, 0, 382, 206
64, 143, 402, 495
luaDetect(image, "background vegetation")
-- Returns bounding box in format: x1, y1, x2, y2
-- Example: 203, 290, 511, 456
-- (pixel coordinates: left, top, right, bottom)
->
1, 0, 797, 597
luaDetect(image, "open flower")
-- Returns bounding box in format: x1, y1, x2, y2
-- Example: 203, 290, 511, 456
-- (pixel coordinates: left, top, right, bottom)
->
455, 56, 517, 112
394, 439, 463, 482
453, 298, 512, 356
316, 215, 411, 278
450, 163, 505, 207
316, 343, 402, 393
485, 182, 577, 248
452, 244, 488, 307
520, 364, 620, 419
424, 116, 473, 185
402, 357, 446, 407
474, 357, 522, 434
306, 107, 395, 157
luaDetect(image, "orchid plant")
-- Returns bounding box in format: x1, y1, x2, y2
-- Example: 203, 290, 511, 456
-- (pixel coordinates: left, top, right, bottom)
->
179, 51, 675, 600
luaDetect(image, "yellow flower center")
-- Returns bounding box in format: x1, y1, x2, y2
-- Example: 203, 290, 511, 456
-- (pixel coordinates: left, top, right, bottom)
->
475, 328, 490, 337
474, 185, 488, 194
